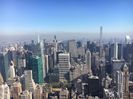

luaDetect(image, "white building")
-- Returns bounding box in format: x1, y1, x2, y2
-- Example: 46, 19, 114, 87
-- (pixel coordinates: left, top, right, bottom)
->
58, 53, 70, 81
0, 74, 10, 99
116, 71, 123, 99
20, 90, 32, 99
34, 85, 42, 99
45, 55, 49, 74
24, 70, 35, 93
85, 50, 92, 74
0, 84, 4, 99
8, 61, 15, 80
114, 42, 118, 59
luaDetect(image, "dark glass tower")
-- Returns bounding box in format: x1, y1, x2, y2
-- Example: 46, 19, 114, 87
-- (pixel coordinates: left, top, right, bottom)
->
26, 54, 44, 84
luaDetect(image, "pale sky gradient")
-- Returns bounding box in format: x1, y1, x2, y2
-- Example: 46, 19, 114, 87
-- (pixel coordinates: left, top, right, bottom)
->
0, 0, 133, 35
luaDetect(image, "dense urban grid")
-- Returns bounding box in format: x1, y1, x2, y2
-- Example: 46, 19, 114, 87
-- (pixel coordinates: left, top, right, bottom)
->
0, 27, 133, 99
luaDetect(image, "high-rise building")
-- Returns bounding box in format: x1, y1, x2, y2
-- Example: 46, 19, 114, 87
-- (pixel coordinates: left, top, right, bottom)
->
4, 83, 10, 99
20, 90, 32, 99
18, 58, 26, 68
58, 53, 70, 81
118, 43, 123, 60
110, 43, 118, 60
88, 76, 103, 98
0, 52, 9, 81
123, 64, 129, 98
0, 83, 10, 99
40, 40, 46, 78
24, 70, 35, 93
45, 55, 49, 74
53, 35, 58, 66
0, 73, 4, 85
85, 50, 92, 74
116, 71, 123, 99
99, 26, 103, 58
111, 59, 125, 79
77, 47, 85, 58
116, 64, 130, 99
0, 74, 10, 99
114, 42, 118, 59
34, 85, 42, 99
8, 61, 15, 80
31, 56, 44, 84
26, 53, 44, 84
11, 82, 22, 99
68, 40, 77, 58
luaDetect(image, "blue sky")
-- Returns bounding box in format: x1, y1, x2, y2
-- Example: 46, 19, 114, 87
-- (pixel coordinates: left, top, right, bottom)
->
0, 0, 133, 34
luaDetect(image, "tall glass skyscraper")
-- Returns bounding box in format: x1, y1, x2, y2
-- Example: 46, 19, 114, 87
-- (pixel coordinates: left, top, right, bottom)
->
0, 52, 9, 81
26, 55, 44, 84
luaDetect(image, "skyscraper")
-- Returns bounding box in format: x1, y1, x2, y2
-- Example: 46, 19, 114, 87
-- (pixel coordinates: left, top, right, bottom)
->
24, 70, 36, 93
118, 43, 123, 60
58, 53, 70, 81
29, 56, 44, 84
0, 83, 10, 99
20, 90, 32, 99
45, 55, 49, 74
0, 74, 10, 99
99, 26, 103, 58
123, 64, 129, 98
114, 42, 118, 59
8, 61, 15, 80
68, 40, 77, 58
85, 50, 92, 74
11, 82, 22, 99
0, 52, 9, 81
53, 35, 58, 66
116, 71, 123, 99
40, 40, 46, 78
34, 85, 42, 99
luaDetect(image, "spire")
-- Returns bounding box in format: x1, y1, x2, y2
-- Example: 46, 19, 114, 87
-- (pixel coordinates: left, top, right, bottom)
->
100, 26, 103, 45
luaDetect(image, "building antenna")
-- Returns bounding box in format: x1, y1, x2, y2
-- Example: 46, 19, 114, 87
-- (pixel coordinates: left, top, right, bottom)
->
100, 26, 103, 45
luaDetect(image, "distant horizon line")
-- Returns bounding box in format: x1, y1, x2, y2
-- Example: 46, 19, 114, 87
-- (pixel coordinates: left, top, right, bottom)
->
0, 31, 133, 35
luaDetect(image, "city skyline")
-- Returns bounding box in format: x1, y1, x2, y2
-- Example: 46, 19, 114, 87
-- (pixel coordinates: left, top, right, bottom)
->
0, 0, 133, 34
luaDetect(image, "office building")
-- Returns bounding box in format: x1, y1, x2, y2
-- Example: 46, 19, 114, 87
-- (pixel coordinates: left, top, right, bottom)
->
0, 83, 10, 99
26, 56, 44, 84
11, 82, 22, 99
85, 50, 92, 74
40, 40, 46, 78
118, 43, 123, 60
24, 70, 35, 93
68, 40, 77, 58
58, 53, 70, 81
8, 61, 15, 80
0, 52, 9, 81
34, 85, 42, 99
0, 74, 10, 99
116, 71, 123, 99
123, 64, 129, 99
111, 59, 125, 78
45, 55, 49, 74
20, 90, 32, 99
88, 76, 103, 98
